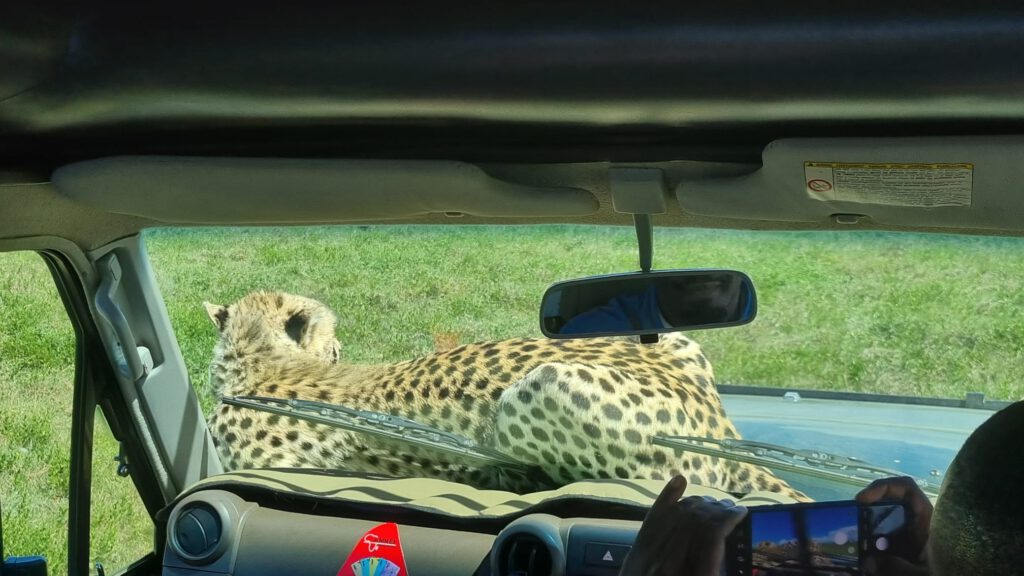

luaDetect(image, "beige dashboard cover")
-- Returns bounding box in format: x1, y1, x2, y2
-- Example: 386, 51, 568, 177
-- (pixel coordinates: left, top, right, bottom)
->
175, 469, 797, 518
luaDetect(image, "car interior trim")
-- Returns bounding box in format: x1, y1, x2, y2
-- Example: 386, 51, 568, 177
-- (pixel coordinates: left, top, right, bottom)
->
51, 157, 601, 224
678, 136, 1024, 232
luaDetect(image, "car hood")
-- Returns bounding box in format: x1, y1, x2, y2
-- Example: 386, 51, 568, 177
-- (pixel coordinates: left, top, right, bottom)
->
721, 391, 994, 500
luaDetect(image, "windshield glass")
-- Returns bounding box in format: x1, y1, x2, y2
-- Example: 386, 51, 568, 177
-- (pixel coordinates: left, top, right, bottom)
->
146, 226, 1018, 501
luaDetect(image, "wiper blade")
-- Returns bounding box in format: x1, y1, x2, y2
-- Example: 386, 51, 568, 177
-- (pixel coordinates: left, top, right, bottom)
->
653, 435, 940, 498
223, 395, 530, 472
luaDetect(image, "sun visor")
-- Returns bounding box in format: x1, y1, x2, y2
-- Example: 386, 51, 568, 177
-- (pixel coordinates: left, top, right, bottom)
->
52, 157, 599, 224
676, 137, 1024, 231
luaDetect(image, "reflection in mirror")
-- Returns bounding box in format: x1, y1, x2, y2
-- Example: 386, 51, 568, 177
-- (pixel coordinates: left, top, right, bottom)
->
540, 270, 756, 338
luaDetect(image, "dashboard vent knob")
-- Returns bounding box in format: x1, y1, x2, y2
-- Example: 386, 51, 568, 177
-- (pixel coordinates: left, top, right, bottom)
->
172, 503, 223, 563
499, 534, 554, 576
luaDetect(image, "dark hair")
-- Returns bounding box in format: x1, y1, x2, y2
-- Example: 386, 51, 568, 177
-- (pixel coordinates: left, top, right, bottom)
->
930, 400, 1024, 574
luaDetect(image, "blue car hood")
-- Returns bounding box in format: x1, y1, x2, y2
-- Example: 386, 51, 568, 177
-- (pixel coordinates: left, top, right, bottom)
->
720, 392, 995, 501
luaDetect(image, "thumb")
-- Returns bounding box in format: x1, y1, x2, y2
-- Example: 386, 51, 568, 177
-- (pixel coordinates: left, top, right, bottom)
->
651, 475, 688, 511
863, 555, 930, 576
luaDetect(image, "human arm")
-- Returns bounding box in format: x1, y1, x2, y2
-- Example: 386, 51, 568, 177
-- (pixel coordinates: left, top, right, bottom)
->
619, 476, 747, 576
856, 476, 933, 576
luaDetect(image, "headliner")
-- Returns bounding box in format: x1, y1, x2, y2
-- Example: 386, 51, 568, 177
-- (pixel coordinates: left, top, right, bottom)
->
4, 2, 1024, 171
4, 3, 1024, 250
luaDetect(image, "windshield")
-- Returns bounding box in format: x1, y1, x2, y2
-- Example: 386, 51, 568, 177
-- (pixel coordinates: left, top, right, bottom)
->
146, 226, 1017, 501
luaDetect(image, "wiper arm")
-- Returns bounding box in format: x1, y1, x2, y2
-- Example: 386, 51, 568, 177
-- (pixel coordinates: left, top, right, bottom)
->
221, 398, 936, 494
222, 395, 530, 472
653, 435, 939, 498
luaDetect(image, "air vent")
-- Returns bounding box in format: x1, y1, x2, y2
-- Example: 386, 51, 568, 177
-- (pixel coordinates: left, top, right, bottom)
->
498, 534, 554, 576
171, 502, 225, 564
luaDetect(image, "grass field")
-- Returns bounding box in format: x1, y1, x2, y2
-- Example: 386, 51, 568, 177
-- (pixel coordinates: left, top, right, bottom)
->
0, 254, 151, 575
3, 224, 1024, 573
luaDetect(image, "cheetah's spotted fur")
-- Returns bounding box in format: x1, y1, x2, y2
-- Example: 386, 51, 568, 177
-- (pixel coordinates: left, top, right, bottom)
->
204, 291, 805, 499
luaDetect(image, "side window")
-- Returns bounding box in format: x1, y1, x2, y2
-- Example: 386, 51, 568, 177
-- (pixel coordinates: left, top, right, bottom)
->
89, 409, 152, 574
0, 252, 151, 576
0, 252, 77, 574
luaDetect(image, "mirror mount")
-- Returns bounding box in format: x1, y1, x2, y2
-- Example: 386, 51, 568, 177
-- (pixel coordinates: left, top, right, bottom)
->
638, 331, 658, 344
633, 213, 657, 343
610, 167, 666, 275
633, 213, 653, 273
550, 170, 750, 344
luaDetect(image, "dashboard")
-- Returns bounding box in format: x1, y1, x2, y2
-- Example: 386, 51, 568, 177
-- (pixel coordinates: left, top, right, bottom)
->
160, 472, 791, 576
162, 489, 642, 576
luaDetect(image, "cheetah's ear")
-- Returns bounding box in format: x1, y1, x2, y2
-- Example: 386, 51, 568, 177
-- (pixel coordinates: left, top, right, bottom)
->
284, 312, 308, 344
203, 302, 229, 332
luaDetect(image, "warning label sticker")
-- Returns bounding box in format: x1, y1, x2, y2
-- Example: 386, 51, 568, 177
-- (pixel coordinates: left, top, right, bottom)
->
804, 162, 973, 207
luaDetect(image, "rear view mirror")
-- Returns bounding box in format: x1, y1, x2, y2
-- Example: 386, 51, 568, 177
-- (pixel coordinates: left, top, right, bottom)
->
540, 270, 756, 338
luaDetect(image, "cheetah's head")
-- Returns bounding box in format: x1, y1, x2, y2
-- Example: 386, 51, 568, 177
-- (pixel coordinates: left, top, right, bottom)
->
204, 291, 342, 365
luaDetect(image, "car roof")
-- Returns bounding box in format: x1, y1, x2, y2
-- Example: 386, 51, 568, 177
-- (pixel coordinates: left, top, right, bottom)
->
4, 2, 1024, 249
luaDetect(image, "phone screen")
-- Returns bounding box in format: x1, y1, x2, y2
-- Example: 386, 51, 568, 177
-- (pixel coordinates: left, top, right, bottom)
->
724, 500, 907, 576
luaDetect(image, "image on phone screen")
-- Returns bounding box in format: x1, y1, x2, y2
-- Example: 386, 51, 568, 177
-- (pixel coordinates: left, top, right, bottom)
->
724, 501, 907, 576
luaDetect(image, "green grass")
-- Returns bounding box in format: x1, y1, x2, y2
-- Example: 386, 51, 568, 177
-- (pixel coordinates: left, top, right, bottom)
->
0, 253, 151, 576
150, 225, 1024, 408
3, 225, 1024, 573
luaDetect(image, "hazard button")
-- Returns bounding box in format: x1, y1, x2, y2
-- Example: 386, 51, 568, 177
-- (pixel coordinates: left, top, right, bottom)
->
583, 543, 630, 568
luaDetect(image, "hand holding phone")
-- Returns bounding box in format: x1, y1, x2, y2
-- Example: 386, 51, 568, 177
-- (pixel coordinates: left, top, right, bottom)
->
724, 498, 912, 576
856, 477, 933, 576
620, 476, 748, 576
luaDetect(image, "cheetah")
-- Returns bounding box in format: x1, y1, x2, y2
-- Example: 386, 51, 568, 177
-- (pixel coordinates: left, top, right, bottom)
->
204, 291, 805, 499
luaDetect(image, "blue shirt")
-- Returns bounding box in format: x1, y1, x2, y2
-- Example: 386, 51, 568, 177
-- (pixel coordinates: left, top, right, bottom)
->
560, 285, 666, 335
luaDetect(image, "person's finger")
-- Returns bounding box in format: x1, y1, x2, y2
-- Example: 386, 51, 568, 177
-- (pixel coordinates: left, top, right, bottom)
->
630, 476, 688, 560
856, 477, 902, 504
652, 475, 688, 510
655, 485, 707, 572
713, 504, 747, 536
856, 476, 921, 505
634, 479, 686, 549
856, 476, 933, 555
678, 494, 704, 506
689, 504, 749, 576
856, 477, 932, 527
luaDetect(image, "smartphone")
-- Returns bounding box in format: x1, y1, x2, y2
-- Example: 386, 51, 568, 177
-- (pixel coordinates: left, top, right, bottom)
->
723, 500, 909, 576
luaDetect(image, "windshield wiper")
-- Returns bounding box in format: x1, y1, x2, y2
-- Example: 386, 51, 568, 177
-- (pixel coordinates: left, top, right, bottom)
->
222, 397, 937, 496
653, 435, 940, 498
222, 395, 531, 472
